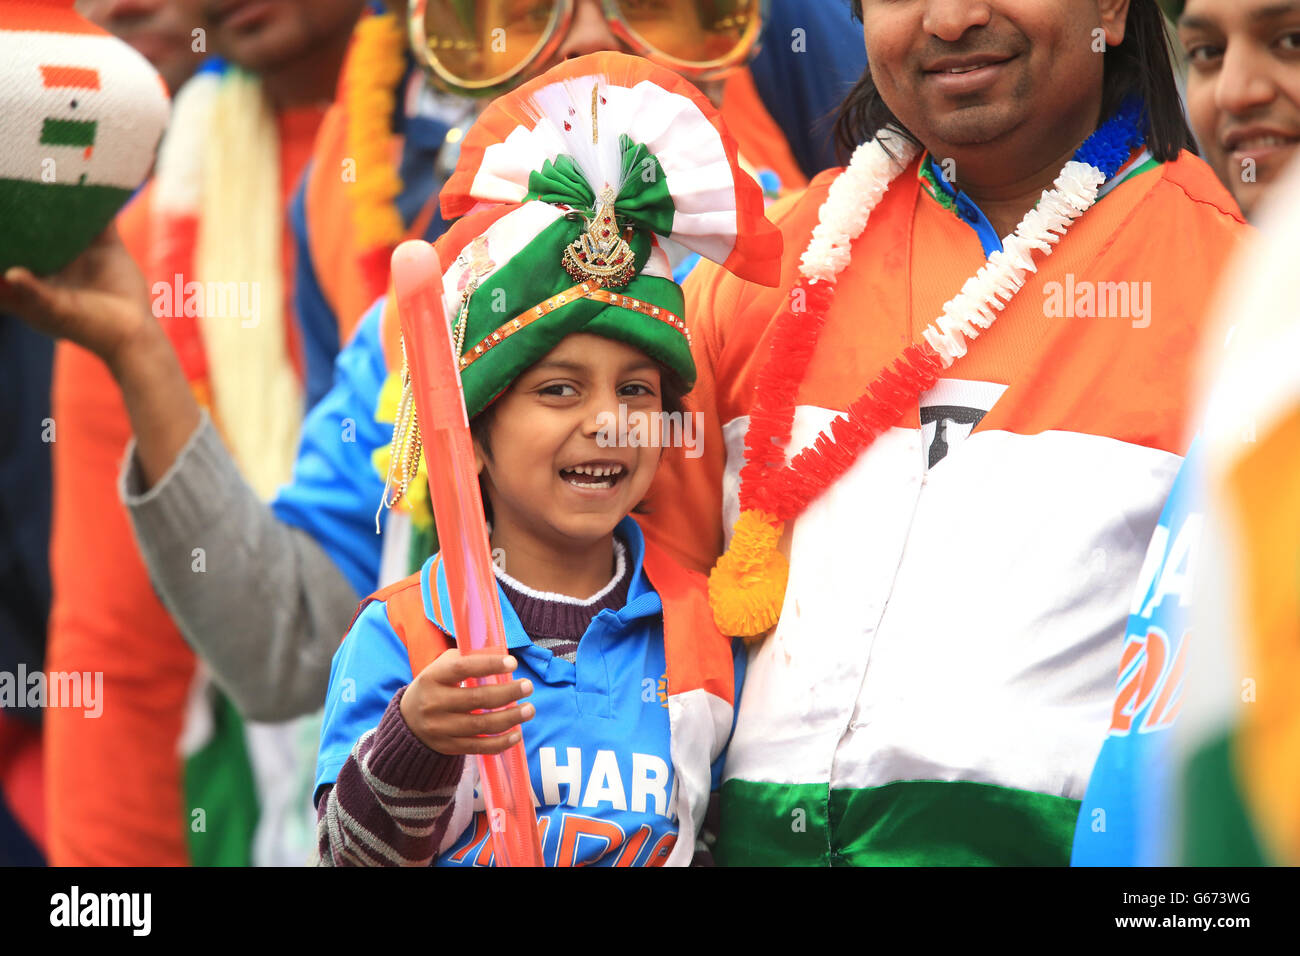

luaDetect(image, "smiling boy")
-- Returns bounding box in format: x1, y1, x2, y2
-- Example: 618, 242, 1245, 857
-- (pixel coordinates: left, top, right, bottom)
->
472, 336, 684, 597
311, 53, 778, 867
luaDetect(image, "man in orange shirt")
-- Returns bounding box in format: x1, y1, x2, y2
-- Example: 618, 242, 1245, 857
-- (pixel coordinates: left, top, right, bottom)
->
640, 0, 1251, 865
39, 0, 363, 866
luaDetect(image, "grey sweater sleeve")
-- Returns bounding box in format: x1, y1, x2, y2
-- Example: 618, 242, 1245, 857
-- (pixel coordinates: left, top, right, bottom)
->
119, 411, 359, 721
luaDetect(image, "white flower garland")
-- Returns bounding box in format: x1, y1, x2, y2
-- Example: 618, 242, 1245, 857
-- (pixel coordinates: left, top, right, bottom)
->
798, 134, 1109, 368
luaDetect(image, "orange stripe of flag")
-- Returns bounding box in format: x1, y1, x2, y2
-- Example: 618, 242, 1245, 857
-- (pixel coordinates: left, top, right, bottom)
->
41, 65, 101, 90
0, 8, 99, 34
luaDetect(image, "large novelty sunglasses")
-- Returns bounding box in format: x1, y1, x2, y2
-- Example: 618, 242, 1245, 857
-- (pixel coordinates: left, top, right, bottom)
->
409, 0, 764, 96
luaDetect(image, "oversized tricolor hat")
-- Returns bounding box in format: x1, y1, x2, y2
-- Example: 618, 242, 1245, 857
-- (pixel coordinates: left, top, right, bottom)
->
426, 51, 783, 421
0, 0, 169, 274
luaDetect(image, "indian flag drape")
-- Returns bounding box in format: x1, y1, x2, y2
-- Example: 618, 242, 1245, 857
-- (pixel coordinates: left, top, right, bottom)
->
1180, 158, 1300, 866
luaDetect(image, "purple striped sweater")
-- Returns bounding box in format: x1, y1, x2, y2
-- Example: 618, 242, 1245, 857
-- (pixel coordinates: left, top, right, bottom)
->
315, 542, 631, 866
315, 688, 465, 866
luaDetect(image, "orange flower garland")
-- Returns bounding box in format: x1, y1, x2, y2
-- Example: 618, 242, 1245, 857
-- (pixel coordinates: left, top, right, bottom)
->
344, 8, 408, 302
710, 281, 944, 639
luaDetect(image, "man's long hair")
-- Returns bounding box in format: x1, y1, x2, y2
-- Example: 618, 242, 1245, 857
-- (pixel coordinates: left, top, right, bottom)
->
835, 0, 1196, 162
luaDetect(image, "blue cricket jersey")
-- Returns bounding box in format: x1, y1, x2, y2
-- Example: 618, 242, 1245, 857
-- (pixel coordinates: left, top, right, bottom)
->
316, 517, 739, 866
1071, 440, 1204, 865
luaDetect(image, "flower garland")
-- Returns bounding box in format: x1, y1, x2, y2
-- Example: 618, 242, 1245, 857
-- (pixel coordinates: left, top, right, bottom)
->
343, 8, 435, 529
710, 99, 1147, 640
344, 7, 408, 302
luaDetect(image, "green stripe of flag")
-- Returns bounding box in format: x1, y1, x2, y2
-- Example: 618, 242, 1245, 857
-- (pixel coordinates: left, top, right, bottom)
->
1181, 730, 1268, 866
829, 779, 1080, 866
41, 118, 97, 149
183, 690, 259, 866
716, 780, 832, 866
0, 177, 132, 274
718, 777, 1081, 866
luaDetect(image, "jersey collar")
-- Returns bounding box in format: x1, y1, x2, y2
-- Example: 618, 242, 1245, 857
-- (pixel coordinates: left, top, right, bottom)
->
917, 145, 1158, 258
419, 515, 662, 649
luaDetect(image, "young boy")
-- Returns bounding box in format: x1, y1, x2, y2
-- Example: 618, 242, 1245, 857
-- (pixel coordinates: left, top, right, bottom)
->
312, 53, 781, 866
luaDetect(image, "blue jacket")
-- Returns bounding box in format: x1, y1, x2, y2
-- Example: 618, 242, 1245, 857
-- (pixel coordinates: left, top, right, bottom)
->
316, 516, 744, 866
1071, 440, 1202, 865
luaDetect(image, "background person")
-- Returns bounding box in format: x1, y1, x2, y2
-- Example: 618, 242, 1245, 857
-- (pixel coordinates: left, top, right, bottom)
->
1073, 0, 1300, 866
0, 0, 169, 866
1176, 0, 1300, 219
76, 0, 206, 94
5, 0, 366, 866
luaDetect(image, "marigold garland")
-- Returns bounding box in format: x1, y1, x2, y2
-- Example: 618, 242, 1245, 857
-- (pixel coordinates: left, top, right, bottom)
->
709, 101, 1147, 641
708, 510, 790, 638
736, 276, 836, 516
344, 9, 408, 301
770, 344, 945, 517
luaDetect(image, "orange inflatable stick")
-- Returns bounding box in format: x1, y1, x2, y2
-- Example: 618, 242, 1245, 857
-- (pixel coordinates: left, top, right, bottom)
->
391, 239, 544, 867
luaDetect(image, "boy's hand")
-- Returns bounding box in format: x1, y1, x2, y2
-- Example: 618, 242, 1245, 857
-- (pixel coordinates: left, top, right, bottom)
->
400, 651, 535, 756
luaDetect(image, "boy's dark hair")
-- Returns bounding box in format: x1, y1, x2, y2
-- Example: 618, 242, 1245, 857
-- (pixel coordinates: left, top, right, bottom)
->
835, 0, 1197, 163
468, 360, 689, 524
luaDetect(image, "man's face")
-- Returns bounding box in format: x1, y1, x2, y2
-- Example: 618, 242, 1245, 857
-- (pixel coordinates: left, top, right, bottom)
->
75, 0, 206, 93
1179, 0, 1300, 219
547, 0, 729, 102
201, 0, 364, 72
860, 0, 1129, 159
552, 0, 625, 61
